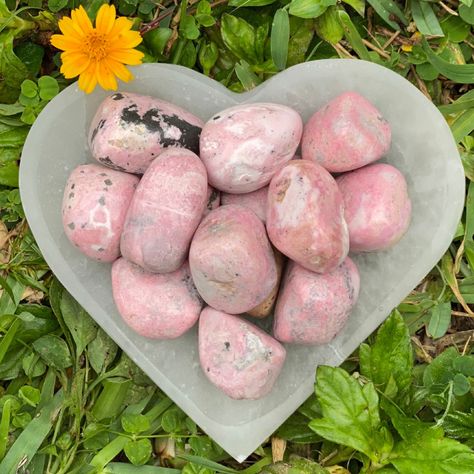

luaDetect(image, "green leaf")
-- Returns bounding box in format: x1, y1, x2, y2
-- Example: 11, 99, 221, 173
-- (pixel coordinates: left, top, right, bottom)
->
422, 39, 474, 84
60, 290, 98, 356
341, 0, 365, 16
367, 0, 408, 29
124, 439, 152, 466
0, 32, 29, 104
390, 428, 474, 473
315, 6, 344, 44
13, 42, 44, 77
289, 0, 337, 19
18, 385, 40, 407
459, 3, 474, 25
359, 310, 413, 401
20, 80, 37, 99
271, 9, 289, 70
228, 0, 278, 5
87, 328, 118, 374
221, 14, 258, 64
195, 0, 215, 27
22, 352, 47, 378
440, 16, 471, 43
453, 355, 474, 376
309, 366, 389, 463
48, 0, 68, 12
277, 412, 323, 443
288, 19, 314, 65
180, 16, 200, 40
453, 373, 471, 396
338, 10, 371, 60
38, 76, 59, 101
178, 454, 237, 473
105, 464, 180, 474
121, 414, 151, 434
423, 347, 459, 392
161, 406, 187, 433
143, 28, 172, 57
235, 60, 261, 90
411, 0, 444, 36
427, 302, 451, 339
32, 335, 73, 369
416, 62, 438, 81
441, 410, 474, 440
199, 41, 218, 75
0, 161, 18, 187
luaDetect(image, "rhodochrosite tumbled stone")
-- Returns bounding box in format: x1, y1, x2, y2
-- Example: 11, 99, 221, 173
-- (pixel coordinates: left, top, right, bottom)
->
199, 103, 303, 193
274, 258, 360, 345
336, 163, 412, 252
199, 307, 286, 399
121, 148, 208, 274
221, 186, 268, 223
203, 185, 220, 217
89, 92, 204, 174
266, 160, 349, 274
62, 164, 139, 262
189, 205, 277, 314
112, 258, 203, 339
302, 91, 391, 173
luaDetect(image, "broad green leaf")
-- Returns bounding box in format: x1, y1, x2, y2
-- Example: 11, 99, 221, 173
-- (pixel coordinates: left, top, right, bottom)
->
411, 0, 444, 36
427, 302, 451, 339
60, 290, 98, 356
460, 0, 473, 6
271, 9, 290, 70
441, 410, 474, 440
0, 161, 18, 187
453, 373, 471, 396
180, 16, 200, 40
359, 311, 413, 400
221, 14, 258, 64
309, 366, 389, 463
235, 60, 261, 90
422, 39, 474, 84
178, 455, 237, 473
277, 412, 323, 443
124, 438, 152, 466
338, 10, 371, 60
189, 436, 224, 459
20, 80, 37, 99
0, 32, 29, 103
289, 0, 337, 19
260, 457, 329, 474
13, 42, 43, 77
143, 28, 172, 57
195, 0, 215, 27
341, 0, 365, 16
288, 19, 314, 65
47, 0, 68, 12
199, 41, 218, 75
121, 414, 151, 434
315, 6, 344, 44
423, 347, 459, 391
38, 76, 59, 101
161, 406, 187, 433
87, 328, 118, 374
367, 0, 408, 29
390, 427, 474, 473
440, 16, 471, 43
18, 386, 40, 407
459, 3, 474, 25
0, 125, 29, 147
32, 335, 73, 369
179, 41, 197, 69
255, 22, 269, 63
453, 355, 474, 376
22, 352, 46, 378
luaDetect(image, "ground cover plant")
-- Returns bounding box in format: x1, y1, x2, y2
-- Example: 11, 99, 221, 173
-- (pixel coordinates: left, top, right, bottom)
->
0, 0, 473, 472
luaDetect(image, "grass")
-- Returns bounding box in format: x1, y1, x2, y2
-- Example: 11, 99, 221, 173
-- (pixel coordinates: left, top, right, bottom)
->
0, 0, 473, 472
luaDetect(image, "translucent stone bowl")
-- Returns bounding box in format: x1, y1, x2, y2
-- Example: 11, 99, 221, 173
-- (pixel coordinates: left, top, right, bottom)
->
20, 61, 464, 461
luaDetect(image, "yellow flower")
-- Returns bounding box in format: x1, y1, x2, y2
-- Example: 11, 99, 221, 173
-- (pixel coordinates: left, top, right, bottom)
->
51, 5, 144, 93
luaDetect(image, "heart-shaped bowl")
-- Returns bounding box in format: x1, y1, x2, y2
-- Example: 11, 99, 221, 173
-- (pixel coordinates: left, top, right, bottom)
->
20, 60, 464, 461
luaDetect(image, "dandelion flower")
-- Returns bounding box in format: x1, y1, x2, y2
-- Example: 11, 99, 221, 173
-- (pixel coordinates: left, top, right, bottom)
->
51, 4, 144, 93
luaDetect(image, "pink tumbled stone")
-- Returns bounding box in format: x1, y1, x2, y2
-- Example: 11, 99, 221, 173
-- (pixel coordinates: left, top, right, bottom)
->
203, 185, 220, 217
302, 92, 391, 173
266, 161, 349, 274
62, 164, 139, 262
112, 258, 202, 339
200, 103, 303, 193
89, 92, 204, 174
274, 258, 360, 345
121, 148, 208, 273
221, 186, 268, 223
336, 163, 412, 252
199, 307, 286, 399
189, 205, 277, 314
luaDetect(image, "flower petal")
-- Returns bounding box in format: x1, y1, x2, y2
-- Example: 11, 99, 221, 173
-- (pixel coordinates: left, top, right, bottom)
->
61, 52, 90, 77
108, 17, 133, 39
78, 63, 98, 94
58, 16, 85, 38
51, 34, 83, 52
71, 6, 93, 35
96, 61, 118, 91
110, 30, 142, 49
96, 4, 116, 35
109, 48, 144, 65
104, 58, 133, 83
